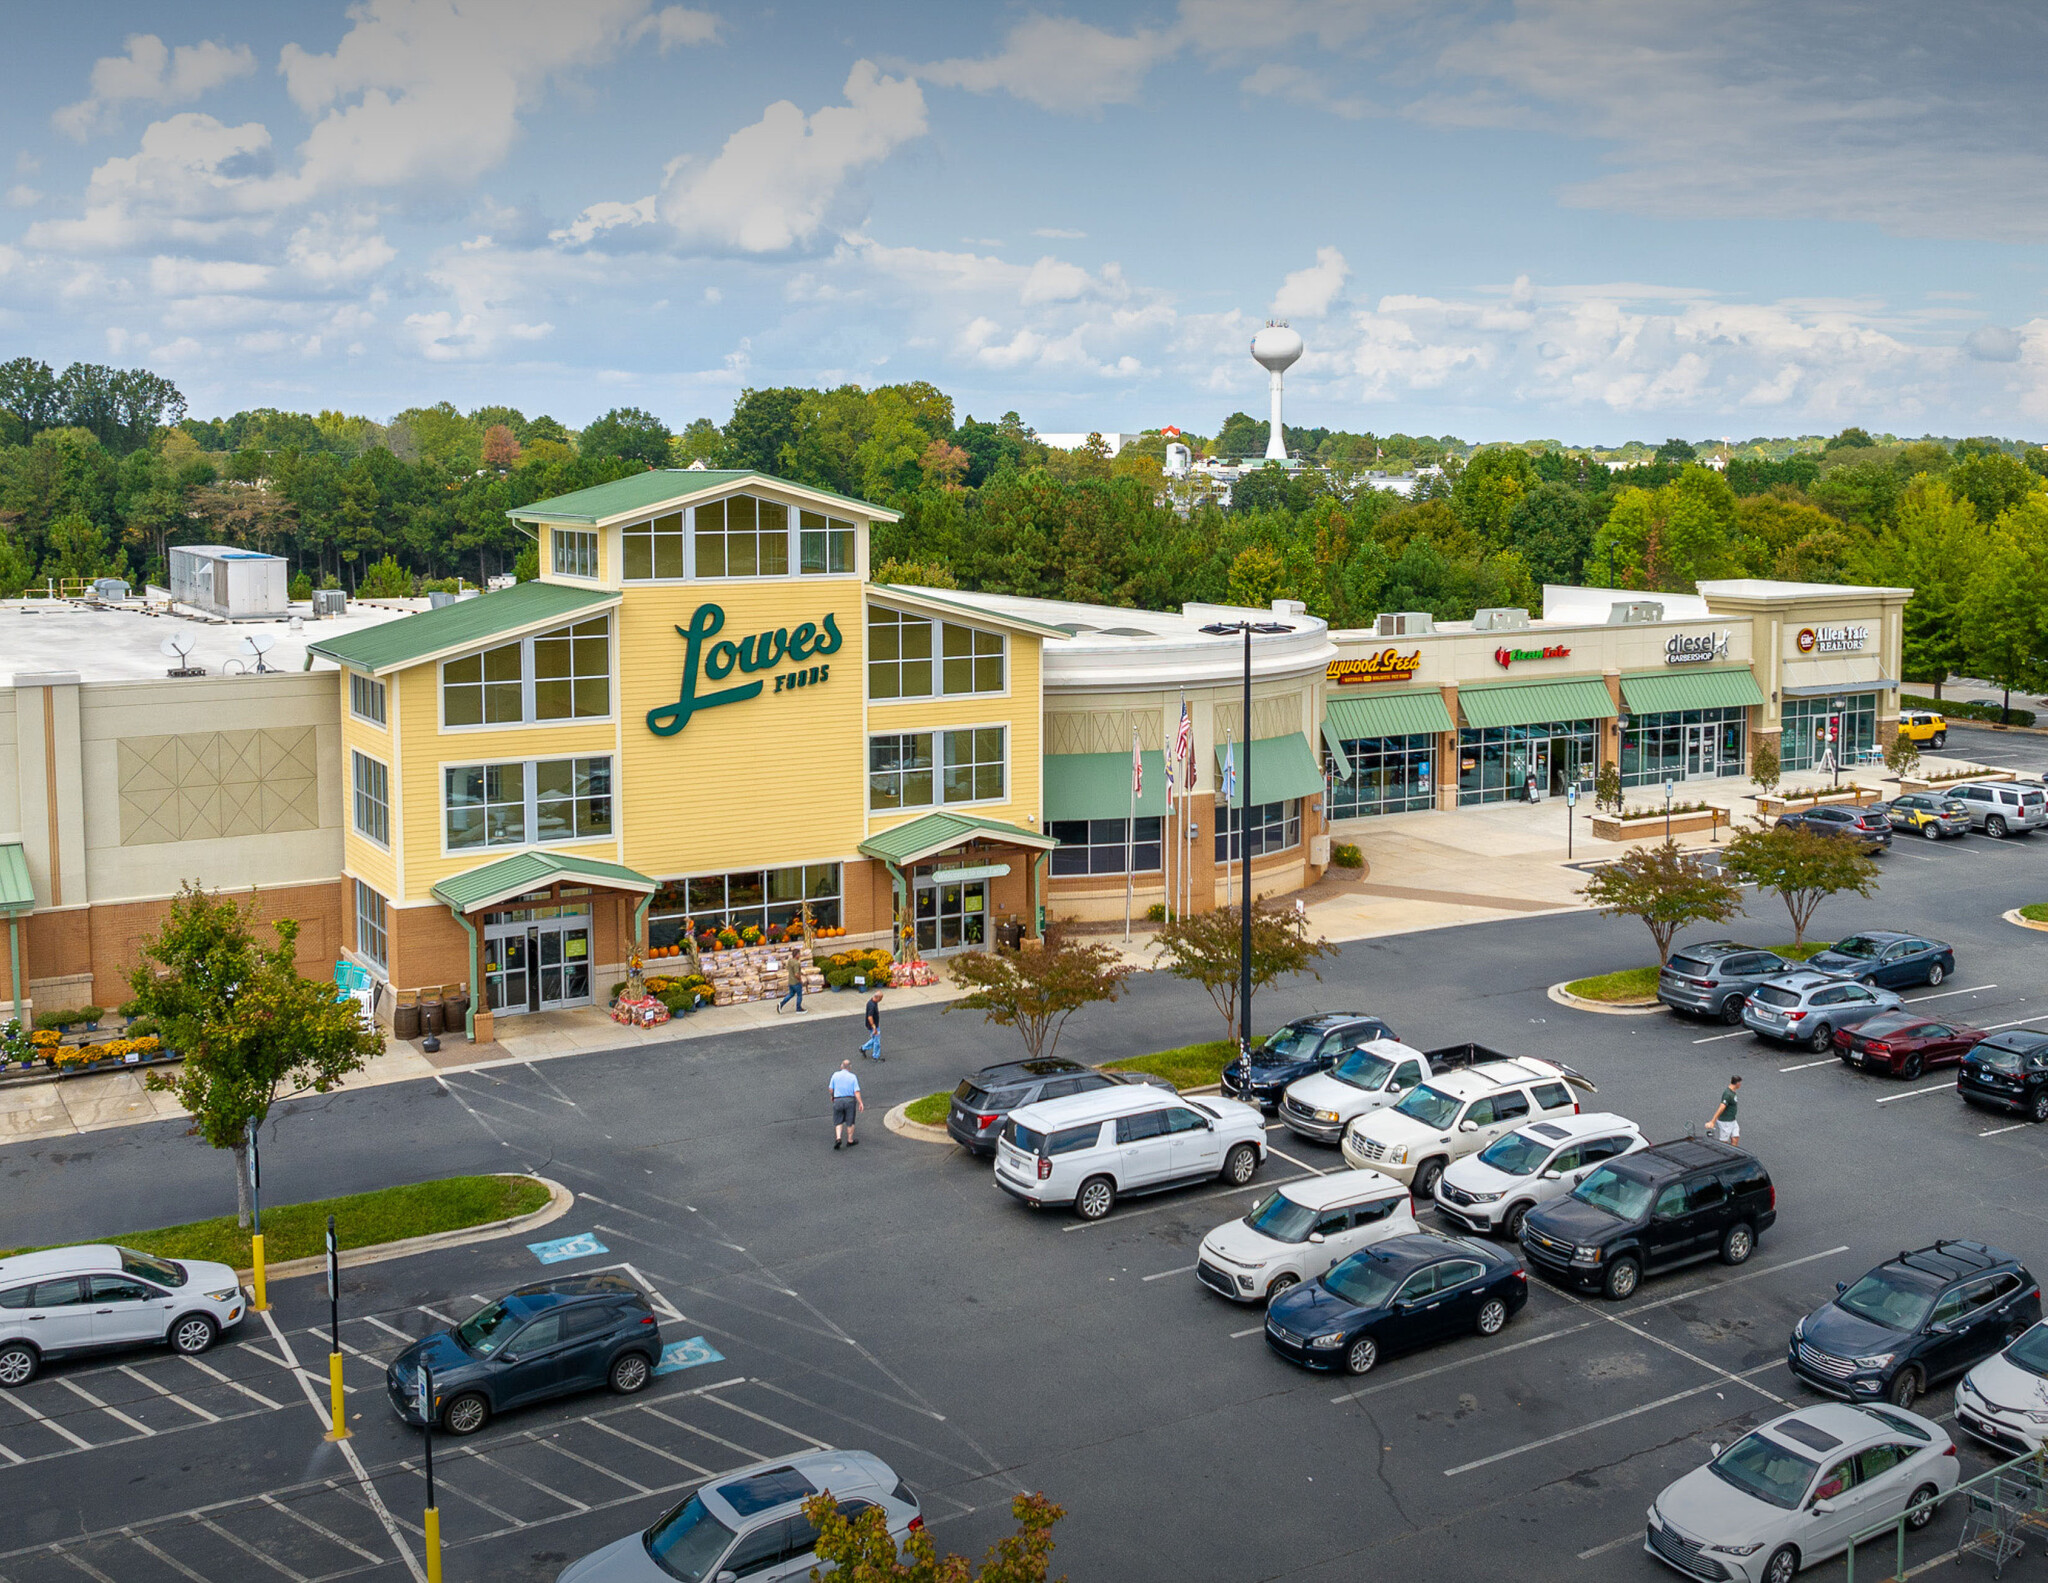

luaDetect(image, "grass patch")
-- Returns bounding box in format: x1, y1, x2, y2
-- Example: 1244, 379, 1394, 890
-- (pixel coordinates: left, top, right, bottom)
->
1106, 1038, 1243, 1091
2020, 905, 2048, 923
904, 1091, 951, 1127
1567, 942, 1834, 1003
0, 1174, 550, 1268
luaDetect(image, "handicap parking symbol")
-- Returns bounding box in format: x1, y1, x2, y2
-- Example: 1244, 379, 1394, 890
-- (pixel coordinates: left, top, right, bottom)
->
527, 1231, 608, 1264
656, 1337, 725, 1376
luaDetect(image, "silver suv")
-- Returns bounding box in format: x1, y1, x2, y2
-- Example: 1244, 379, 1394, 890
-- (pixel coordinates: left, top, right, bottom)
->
1657, 941, 1795, 1024
1948, 780, 2047, 837
1742, 971, 1903, 1050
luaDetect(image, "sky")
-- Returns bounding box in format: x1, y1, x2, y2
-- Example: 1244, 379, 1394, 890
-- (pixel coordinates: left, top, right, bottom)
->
4, 0, 2048, 445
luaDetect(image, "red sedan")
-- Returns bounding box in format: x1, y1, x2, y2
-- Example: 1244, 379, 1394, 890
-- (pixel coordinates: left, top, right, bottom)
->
1834, 1011, 1986, 1079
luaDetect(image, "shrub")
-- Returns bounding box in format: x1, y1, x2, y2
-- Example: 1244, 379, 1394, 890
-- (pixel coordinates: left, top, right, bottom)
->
1902, 692, 2036, 728
33, 1005, 103, 1030
819, 948, 892, 989
355, 555, 412, 599
1145, 903, 1168, 922
287, 572, 312, 601
1330, 841, 1363, 868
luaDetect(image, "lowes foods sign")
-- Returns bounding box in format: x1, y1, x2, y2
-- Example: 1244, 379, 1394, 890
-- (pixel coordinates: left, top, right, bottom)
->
1797, 624, 1868, 654
1665, 631, 1732, 666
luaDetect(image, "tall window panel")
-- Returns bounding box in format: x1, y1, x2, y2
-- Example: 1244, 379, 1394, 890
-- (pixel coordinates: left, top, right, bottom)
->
694, 494, 789, 578
354, 881, 389, 973
868, 608, 934, 700
442, 641, 523, 726
351, 751, 390, 846
534, 757, 613, 841
942, 726, 1006, 803
941, 624, 1005, 695
445, 762, 529, 850
446, 757, 613, 850
623, 513, 685, 580
349, 672, 386, 726
799, 510, 856, 575
868, 732, 934, 810
532, 617, 610, 720
551, 528, 598, 579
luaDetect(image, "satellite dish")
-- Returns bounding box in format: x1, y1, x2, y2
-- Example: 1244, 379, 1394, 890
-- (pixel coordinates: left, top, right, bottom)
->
160, 633, 196, 673
241, 633, 276, 673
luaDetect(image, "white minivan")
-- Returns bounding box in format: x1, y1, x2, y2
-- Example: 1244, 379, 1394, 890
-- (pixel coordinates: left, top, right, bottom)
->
1196, 1169, 1416, 1304
0, 1245, 246, 1386
994, 1085, 1266, 1221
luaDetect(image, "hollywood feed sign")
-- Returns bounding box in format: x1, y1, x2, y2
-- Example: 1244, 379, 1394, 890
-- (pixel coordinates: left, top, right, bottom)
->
1797, 624, 1868, 654
1327, 648, 1423, 686
1664, 631, 1732, 666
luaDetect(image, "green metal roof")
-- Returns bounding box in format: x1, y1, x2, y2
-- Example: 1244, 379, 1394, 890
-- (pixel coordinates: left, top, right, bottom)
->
1620, 665, 1767, 716
0, 842, 32, 914
507, 469, 899, 525
858, 811, 1057, 867
1044, 752, 1167, 822
306, 581, 619, 676
1214, 732, 1327, 809
1457, 676, 1618, 731
1326, 687, 1455, 742
431, 851, 656, 914
870, 585, 1075, 640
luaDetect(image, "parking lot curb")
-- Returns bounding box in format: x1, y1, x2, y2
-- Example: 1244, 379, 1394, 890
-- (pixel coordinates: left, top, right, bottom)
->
2001, 907, 2048, 934
236, 1174, 574, 1284
884, 1101, 955, 1144
1546, 981, 1663, 1016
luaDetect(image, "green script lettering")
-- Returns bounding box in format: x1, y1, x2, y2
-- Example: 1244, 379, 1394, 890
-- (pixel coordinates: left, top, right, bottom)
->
646, 602, 840, 736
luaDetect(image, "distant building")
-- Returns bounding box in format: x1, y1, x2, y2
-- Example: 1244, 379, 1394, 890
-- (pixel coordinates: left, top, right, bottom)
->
1036, 432, 1142, 458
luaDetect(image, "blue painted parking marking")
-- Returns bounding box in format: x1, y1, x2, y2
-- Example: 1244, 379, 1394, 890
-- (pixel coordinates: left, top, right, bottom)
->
656, 1337, 726, 1375
527, 1231, 609, 1263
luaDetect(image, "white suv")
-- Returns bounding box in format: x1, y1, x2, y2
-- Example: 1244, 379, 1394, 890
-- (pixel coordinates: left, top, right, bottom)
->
1196, 1169, 1416, 1304
0, 1245, 246, 1386
1434, 1112, 1647, 1239
994, 1086, 1266, 1221
1341, 1057, 1595, 1197
1278, 1038, 1429, 1144
1950, 780, 2048, 837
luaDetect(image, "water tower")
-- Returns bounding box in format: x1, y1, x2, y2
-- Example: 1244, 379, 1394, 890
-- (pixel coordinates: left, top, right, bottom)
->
1250, 321, 1304, 462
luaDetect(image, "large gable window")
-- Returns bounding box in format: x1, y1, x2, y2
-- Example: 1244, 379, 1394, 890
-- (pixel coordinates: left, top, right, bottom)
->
623, 512, 685, 580
695, 495, 789, 578
441, 617, 611, 728
442, 640, 523, 726
869, 607, 1005, 701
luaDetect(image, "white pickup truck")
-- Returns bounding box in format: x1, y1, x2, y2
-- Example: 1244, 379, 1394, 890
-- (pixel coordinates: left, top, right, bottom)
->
1279, 1041, 1504, 1146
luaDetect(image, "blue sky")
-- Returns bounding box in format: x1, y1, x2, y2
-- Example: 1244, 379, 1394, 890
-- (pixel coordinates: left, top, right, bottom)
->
4, 1, 2046, 444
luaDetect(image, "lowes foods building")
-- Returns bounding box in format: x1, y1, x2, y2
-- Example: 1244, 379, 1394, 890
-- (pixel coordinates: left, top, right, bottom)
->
0, 470, 1906, 1040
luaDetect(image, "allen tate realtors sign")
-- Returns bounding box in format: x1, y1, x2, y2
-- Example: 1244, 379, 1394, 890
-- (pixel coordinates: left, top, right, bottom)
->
1664, 631, 1732, 666
1796, 624, 1868, 654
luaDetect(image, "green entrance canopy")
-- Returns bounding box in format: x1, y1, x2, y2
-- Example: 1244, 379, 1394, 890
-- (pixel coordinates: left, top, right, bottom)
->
1326, 687, 1455, 741
1214, 732, 1326, 809
1620, 665, 1767, 715
1457, 676, 1618, 731
431, 851, 656, 915
1044, 751, 1167, 822
0, 843, 32, 914
858, 810, 1057, 868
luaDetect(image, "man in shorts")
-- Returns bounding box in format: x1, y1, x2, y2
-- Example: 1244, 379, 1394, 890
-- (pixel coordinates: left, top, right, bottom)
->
1707, 1075, 1742, 1145
830, 1060, 863, 1149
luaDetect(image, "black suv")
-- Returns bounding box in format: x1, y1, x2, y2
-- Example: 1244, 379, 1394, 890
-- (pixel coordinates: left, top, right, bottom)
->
1519, 1137, 1775, 1301
386, 1272, 662, 1436
1790, 1241, 2041, 1409
1958, 1030, 2048, 1123
945, 1058, 1170, 1154
1220, 1012, 1398, 1111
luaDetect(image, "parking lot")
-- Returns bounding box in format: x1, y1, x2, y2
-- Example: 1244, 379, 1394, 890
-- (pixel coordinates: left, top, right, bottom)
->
3, 761, 2047, 1582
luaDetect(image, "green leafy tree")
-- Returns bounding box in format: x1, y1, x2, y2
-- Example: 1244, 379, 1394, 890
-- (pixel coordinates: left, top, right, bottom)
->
1862, 478, 1976, 695
672, 418, 722, 464
1506, 482, 1593, 585
1452, 446, 1534, 546
1723, 822, 1879, 945
1948, 448, 2039, 524
801, 1489, 1064, 1582
0, 356, 62, 444
134, 886, 384, 1225
43, 512, 124, 581
579, 406, 672, 469
1155, 899, 1337, 1047
1959, 518, 2048, 722
356, 554, 412, 598
1884, 731, 1920, 777
1594, 760, 1624, 815
1749, 736, 1780, 796
944, 922, 1135, 1061
1580, 841, 1742, 964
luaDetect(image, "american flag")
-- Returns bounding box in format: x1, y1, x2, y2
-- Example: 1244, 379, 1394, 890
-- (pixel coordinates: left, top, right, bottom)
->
1131, 730, 1143, 796
1173, 699, 1193, 790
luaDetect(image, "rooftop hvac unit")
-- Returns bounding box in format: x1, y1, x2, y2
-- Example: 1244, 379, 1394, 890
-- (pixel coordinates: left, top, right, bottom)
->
428, 590, 458, 609
1606, 601, 1666, 625
1472, 607, 1532, 632
90, 578, 130, 602
1375, 611, 1436, 637
167, 545, 289, 620
311, 589, 348, 617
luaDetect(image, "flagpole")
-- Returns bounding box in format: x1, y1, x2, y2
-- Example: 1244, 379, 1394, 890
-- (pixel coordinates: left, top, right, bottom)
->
1125, 728, 1137, 940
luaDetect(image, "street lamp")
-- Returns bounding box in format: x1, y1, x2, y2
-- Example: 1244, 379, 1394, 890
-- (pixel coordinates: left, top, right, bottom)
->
1664, 776, 1675, 843
1200, 617, 1294, 1063
1829, 695, 1847, 789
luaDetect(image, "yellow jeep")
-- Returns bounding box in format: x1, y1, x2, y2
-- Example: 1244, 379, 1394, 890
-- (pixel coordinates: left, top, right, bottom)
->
1898, 709, 1947, 748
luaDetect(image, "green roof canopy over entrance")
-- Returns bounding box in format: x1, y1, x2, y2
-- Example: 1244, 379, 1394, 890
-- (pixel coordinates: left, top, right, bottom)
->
859, 811, 1057, 868
1044, 752, 1166, 822
1457, 676, 1618, 731
431, 851, 656, 915
1213, 732, 1326, 809
0, 843, 32, 914
1326, 687, 1456, 741
1620, 665, 1767, 716
307, 580, 619, 677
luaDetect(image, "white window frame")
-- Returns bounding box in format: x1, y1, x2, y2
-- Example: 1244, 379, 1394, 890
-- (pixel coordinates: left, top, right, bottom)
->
867, 723, 1008, 812
438, 616, 613, 732
442, 754, 614, 855
351, 750, 390, 848
551, 527, 598, 580
349, 671, 386, 727
622, 511, 687, 582
868, 607, 1007, 701
353, 880, 389, 974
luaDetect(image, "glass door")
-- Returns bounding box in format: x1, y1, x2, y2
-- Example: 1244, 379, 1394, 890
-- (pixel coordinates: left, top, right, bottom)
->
1685, 723, 1715, 779
534, 919, 593, 1010
914, 880, 989, 953
484, 927, 529, 1013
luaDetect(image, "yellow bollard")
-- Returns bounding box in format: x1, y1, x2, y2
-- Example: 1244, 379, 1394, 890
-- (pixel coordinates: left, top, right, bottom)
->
323, 1351, 350, 1441
249, 1232, 269, 1312
424, 1506, 443, 1583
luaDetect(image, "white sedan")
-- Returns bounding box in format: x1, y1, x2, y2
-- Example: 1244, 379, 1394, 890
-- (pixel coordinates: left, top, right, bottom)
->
1955, 1319, 2048, 1458
1647, 1403, 1957, 1583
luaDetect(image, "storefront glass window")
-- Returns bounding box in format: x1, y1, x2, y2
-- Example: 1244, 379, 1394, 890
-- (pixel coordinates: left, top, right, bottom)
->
1049, 817, 1164, 875
694, 495, 790, 578
1619, 707, 1747, 788
1456, 719, 1599, 806
533, 757, 612, 841
648, 864, 843, 945
1781, 693, 1878, 771
869, 729, 1005, 809
1216, 799, 1302, 862
445, 756, 612, 850
354, 881, 388, 973
1328, 734, 1435, 818
868, 732, 935, 809
623, 513, 685, 580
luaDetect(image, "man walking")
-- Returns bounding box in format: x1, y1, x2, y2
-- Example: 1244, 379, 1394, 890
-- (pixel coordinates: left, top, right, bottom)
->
776, 956, 805, 1014
830, 1060, 863, 1149
1707, 1075, 1742, 1145
860, 987, 884, 1060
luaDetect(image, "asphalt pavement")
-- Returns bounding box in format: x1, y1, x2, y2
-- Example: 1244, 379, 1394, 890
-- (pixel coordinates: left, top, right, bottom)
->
2, 807, 2046, 1583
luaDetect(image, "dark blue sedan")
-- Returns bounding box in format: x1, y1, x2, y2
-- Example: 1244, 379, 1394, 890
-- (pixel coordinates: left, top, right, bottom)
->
1808, 931, 1955, 991
1220, 1012, 1396, 1111
1265, 1231, 1527, 1376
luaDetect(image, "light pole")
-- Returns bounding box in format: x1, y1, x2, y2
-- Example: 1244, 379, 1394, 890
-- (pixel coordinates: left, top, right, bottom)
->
1829, 695, 1846, 789
1664, 777, 1675, 842
1200, 618, 1294, 1061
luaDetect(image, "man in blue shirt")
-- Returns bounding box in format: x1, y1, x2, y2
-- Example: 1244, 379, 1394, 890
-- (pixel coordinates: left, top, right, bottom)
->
829, 1060, 863, 1149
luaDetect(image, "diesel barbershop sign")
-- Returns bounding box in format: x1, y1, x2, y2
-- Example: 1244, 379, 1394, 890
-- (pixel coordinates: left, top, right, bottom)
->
1664, 631, 1732, 666
647, 602, 844, 736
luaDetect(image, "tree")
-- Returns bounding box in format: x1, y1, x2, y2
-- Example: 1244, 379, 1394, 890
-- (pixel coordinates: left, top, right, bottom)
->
1594, 760, 1624, 815
1723, 823, 1879, 945
1579, 841, 1742, 965
1749, 736, 1780, 796
1155, 899, 1337, 1046
1453, 446, 1533, 545
1959, 526, 2048, 722
1867, 479, 1976, 695
134, 886, 384, 1225
801, 1490, 1064, 1582
1884, 731, 1921, 777
356, 554, 411, 597
944, 922, 1134, 1061
579, 406, 672, 469
0, 356, 61, 444
481, 424, 521, 469
1655, 437, 1698, 464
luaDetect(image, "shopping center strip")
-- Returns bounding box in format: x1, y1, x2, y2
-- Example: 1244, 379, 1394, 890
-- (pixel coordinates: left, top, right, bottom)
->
0, 468, 1912, 1046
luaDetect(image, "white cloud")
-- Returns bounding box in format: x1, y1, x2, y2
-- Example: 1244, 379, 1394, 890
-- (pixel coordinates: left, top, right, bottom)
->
924, 15, 1173, 114
655, 61, 926, 253
148, 255, 274, 295
1032, 227, 1086, 239
1965, 325, 2023, 363
1272, 246, 1350, 318
7, 186, 41, 209
1239, 63, 1367, 119
54, 34, 257, 139
285, 211, 398, 287
552, 195, 659, 248
637, 6, 721, 50
27, 113, 287, 252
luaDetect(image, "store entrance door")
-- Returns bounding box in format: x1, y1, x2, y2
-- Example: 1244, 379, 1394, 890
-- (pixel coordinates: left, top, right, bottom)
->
914, 877, 988, 953
484, 913, 592, 1014
1684, 723, 1717, 779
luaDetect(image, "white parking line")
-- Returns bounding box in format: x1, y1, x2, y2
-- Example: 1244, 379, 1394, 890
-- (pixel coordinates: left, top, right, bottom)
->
704, 1392, 834, 1451
0, 1436, 21, 1465
1874, 1082, 1955, 1104
1906, 983, 1996, 1002
470, 1449, 588, 1512
119, 1364, 218, 1423
537, 1434, 653, 1494
181, 1354, 284, 1411
1444, 1360, 1781, 1475
203, 1515, 309, 1581
0, 1379, 95, 1448
56, 1378, 153, 1437
62, 1550, 121, 1582
1779, 1057, 1837, 1071
1265, 1144, 1332, 1175
1579, 1530, 1646, 1560
130, 1532, 210, 1580
361, 1314, 415, 1343
1630, 1246, 1850, 1313
1142, 1264, 1197, 1282
639, 1403, 773, 1463
1059, 1171, 1319, 1230
590, 1414, 717, 1476
1980, 1014, 2048, 1032
1981, 1123, 2032, 1137
1692, 1031, 1749, 1045
1331, 1322, 1596, 1404
1230, 1324, 1263, 1339
259, 1493, 384, 1564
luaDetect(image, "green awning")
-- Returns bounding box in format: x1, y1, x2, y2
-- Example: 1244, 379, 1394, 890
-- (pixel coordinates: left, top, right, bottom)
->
307, 580, 620, 676
431, 851, 656, 915
858, 810, 1058, 867
1457, 676, 1618, 731
1214, 732, 1327, 809
0, 843, 32, 914
1319, 723, 1351, 780
1620, 665, 1767, 716
1326, 687, 1456, 742
1044, 752, 1167, 821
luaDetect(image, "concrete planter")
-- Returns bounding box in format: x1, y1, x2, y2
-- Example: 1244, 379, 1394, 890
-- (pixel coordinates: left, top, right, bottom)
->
1899, 770, 2014, 795
1755, 787, 1883, 816
1589, 807, 1729, 841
